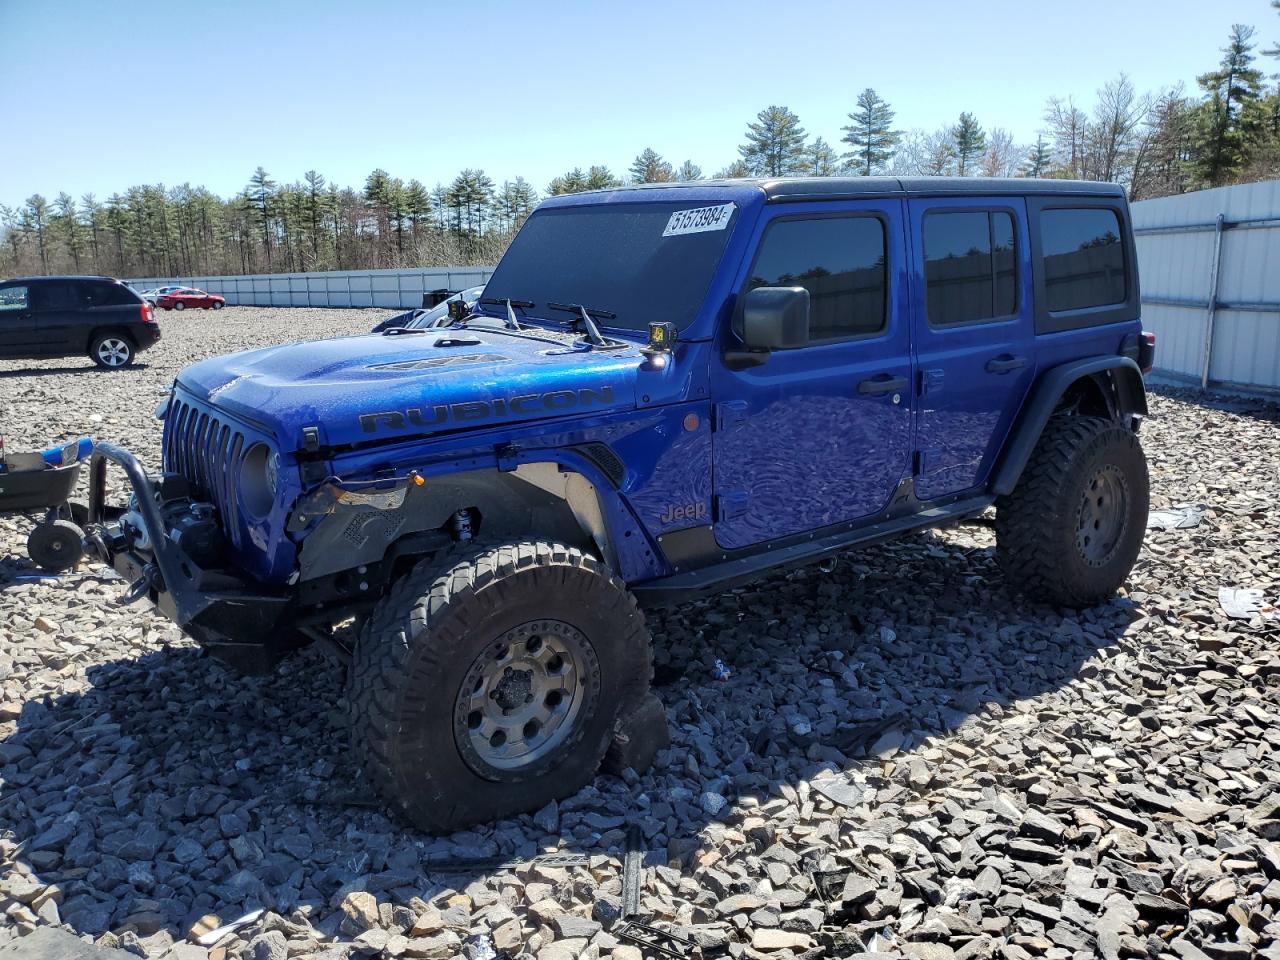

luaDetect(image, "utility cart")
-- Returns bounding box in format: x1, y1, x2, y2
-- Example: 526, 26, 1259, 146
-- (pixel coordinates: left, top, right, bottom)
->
0, 437, 93, 572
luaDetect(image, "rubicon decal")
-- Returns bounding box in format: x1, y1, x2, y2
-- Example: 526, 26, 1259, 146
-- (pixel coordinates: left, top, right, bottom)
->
359, 387, 615, 434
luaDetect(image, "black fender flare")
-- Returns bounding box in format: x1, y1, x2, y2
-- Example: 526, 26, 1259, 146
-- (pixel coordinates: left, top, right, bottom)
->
991, 356, 1146, 496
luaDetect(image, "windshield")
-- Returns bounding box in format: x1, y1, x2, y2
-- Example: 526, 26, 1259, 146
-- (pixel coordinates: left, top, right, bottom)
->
482, 200, 738, 334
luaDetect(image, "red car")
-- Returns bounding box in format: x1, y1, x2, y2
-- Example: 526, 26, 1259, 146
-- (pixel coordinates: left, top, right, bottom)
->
156, 287, 225, 311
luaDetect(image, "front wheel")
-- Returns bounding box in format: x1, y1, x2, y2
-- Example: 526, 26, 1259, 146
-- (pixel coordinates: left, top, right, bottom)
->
174, 301, 185, 311
90, 333, 134, 369
996, 416, 1148, 607
347, 541, 652, 832
211, 300, 224, 310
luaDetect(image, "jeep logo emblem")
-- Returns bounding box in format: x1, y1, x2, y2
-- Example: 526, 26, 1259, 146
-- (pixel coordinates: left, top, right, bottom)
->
659, 501, 707, 525
359, 387, 615, 434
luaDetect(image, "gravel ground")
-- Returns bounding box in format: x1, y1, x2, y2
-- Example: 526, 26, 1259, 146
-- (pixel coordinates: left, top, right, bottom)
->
1, 306, 1278, 960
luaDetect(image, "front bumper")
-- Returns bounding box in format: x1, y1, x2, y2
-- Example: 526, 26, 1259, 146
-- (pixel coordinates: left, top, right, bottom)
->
87, 441, 294, 673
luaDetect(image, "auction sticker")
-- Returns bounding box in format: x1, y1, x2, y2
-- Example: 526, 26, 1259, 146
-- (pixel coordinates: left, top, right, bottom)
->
662, 203, 735, 237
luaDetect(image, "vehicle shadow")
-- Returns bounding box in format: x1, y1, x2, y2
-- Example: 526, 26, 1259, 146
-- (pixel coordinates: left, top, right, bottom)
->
0, 363, 150, 378
0, 528, 1137, 951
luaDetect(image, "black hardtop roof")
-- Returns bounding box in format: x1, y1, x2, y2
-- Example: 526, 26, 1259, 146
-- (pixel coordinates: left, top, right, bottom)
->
2, 275, 122, 284
607, 176, 1126, 202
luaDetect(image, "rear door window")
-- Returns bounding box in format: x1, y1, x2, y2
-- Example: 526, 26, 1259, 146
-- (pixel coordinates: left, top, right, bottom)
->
1040, 208, 1126, 312
748, 216, 888, 341
31, 283, 79, 311
923, 210, 1018, 326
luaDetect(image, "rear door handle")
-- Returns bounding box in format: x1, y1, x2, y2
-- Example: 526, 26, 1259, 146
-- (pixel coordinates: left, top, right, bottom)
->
985, 355, 1027, 373
858, 374, 909, 395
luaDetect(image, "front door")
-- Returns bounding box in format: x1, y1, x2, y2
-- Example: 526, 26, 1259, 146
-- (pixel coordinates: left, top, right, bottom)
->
909, 197, 1036, 500
711, 200, 914, 550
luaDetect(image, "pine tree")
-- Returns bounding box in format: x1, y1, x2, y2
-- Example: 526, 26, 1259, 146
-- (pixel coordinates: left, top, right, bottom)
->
952, 113, 986, 175
404, 179, 431, 240
52, 192, 85, 271
25, 195, 49, 272
738, 106, 808, 176
0, 206, 22, 272
715, 160, 752, 179
675, 160, 703, 181
547, 168, 589, 195
1195, 24, 1265, 186
804, 137, 842, 176
80, 193, 103, 267
842, 88, 899, 175
629, 148, 674, 183
247, 167, 276, 267
585, 166, 621, 190
1023, 135, 1052, 177
303, 170, 329, 268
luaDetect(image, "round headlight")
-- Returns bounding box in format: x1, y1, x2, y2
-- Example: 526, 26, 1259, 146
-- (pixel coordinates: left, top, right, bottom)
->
240, 443, 277, 518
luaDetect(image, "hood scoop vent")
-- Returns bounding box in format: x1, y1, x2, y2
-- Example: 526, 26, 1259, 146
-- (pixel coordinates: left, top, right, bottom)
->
369, 352, 509, 372
433, 335, 484, 347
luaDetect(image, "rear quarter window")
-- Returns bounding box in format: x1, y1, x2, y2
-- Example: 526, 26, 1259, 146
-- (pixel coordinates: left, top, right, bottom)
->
82, 282, 142, 306
1040, 208, 1127, 312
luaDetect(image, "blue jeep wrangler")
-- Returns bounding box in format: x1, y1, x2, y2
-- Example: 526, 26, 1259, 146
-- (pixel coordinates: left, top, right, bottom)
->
84, 177, 1154, 831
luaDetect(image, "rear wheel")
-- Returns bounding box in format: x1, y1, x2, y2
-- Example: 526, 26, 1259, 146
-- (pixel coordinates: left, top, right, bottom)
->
90, 334, 134, 369
347, 541, 651, 832
996, 416, 1148, 607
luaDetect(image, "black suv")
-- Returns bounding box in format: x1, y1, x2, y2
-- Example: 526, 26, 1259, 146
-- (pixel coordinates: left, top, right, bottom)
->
0, 276, 161, 369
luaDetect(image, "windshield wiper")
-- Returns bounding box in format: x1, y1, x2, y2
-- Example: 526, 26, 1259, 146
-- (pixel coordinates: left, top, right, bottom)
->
479, 297, 533, 331
547, 302, 617, 347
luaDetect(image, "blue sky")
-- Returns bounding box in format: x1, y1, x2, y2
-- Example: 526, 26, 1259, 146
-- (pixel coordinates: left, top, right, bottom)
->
1, 0, 1277, 209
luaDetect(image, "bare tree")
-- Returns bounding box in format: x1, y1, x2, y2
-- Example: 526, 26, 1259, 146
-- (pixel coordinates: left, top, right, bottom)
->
1086, 73, 1152, 182
980, 128, 1020, 177
1044, 97, 1087, 179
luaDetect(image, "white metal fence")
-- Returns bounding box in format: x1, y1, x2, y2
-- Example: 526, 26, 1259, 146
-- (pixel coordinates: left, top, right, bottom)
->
1132, 181, 1280, 394
126, 266, 494, 310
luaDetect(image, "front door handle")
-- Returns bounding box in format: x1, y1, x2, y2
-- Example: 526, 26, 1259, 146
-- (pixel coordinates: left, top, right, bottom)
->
858, 374, 909, 395
985, 355, 1027, 373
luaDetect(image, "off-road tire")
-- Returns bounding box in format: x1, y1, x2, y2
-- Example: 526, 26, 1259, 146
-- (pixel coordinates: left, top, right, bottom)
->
996, 416, 1148, 607
347, 540, 652, 832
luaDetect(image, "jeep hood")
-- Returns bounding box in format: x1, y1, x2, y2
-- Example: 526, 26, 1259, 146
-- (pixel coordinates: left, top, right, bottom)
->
174, 329, 644, 451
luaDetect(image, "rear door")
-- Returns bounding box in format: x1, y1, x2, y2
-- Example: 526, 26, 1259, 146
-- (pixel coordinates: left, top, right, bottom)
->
82, 279, 141, 330
0, 283, 36, 357
908, 197, 1036, 500
711, 199, 914, 549
28, 281, 83, 354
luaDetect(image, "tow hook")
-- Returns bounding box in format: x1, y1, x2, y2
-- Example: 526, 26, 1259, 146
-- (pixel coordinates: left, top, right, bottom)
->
120, 563, 159, 605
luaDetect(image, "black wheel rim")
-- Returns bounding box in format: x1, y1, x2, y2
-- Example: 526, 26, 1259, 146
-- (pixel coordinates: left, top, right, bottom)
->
1076, 464, 1129, 566
453, 620, 598, 780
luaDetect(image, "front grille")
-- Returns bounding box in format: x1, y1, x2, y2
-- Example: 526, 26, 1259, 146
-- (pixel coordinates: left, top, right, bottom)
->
163, 397, 246, 547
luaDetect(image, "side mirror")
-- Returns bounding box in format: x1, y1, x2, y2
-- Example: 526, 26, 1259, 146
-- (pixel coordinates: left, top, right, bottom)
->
727, 286, 809, 368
